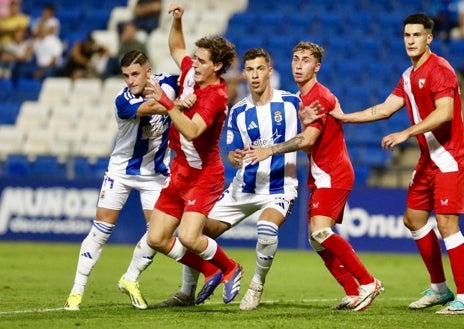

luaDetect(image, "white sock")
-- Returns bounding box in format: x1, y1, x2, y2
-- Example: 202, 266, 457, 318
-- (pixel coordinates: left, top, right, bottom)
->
198, 237, 217, 260
252, 221, 279, 285
180, 265, 200, 297
71, 220, 114, 294
167, 237, 187, 261
123, 232, 156, 282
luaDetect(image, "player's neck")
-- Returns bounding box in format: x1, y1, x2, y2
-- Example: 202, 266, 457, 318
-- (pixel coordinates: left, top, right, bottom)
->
411, 49, 431, 70
251, 85, 273, 106
298, 77, 317, 96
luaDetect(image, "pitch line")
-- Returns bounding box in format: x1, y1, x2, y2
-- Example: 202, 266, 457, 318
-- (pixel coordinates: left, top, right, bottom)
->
0, 298, 413, 315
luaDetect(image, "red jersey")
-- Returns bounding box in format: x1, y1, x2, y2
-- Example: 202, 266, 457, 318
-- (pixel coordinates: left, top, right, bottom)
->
301, 82, 354, 190
171, 56, 229, 173
392, 53, 464, 172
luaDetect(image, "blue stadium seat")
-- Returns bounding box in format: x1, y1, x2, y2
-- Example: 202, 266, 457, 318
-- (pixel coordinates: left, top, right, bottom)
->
4, 154, 30, 176
29, 155, 66, 178
0, 103, 20, 125
72, 156, 93, 179
448, 40, 464, 71
0, 79, 13, 102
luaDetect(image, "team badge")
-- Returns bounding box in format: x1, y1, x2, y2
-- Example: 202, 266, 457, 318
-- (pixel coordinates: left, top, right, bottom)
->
274, 111, 282, 124
419, 79, 425, 89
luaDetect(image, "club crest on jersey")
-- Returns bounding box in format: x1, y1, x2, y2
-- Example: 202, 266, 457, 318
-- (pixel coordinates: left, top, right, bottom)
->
418, 79, 425, 89
274, 111, 283, 124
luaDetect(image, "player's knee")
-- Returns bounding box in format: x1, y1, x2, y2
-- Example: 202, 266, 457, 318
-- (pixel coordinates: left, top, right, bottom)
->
308, 235, 324, 252
311, 227, 334, 245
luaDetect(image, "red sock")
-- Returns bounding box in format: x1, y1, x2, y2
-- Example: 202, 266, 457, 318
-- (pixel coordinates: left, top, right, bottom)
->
208, 245, 236, 274
178, 251, 219, 277
322, 233, 374, 285
415, 230, 446, 283
317, 249, 359, 295
447, 244, 464, 294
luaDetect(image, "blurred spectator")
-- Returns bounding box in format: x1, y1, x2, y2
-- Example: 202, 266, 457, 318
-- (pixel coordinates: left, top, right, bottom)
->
0, 0, 10, 18
0, 0, 30, 48
31, 3, 60, 37
0, 26, 31, 79
451, 0, 464, 39
223, 55, 245, 107
430, 0, 461, 42
132, 0, 161, 33
103, 21, 148, 78
30, 20, 63, 80
54, 34, 108, 81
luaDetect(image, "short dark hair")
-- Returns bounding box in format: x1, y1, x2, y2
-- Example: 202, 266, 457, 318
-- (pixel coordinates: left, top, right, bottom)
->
243, 48, 271, 65
403, 13, 434, 33
195, 35, 236, 76
120, 49, 149, 67
293, 41, 325, 63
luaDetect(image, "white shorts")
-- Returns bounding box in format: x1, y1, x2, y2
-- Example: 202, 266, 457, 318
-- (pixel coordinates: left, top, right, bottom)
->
97, 171, 168, 210
208, 183, 296, 227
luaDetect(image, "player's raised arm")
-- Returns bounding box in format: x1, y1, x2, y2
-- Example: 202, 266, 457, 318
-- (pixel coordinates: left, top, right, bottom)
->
168, 3, 187, 68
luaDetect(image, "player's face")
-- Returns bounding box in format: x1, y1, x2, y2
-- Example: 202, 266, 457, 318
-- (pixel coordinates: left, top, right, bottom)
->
243, 56, 272, 96
292, 50, 320, 85
192, 48, 220, 87
121, 63, 151, 96
403, 24, 432, 60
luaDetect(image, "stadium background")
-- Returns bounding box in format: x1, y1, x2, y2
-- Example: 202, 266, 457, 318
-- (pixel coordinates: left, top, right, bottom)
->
0, 0, 463, 252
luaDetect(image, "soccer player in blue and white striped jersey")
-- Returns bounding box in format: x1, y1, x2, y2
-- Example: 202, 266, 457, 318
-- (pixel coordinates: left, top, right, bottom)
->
158, 48, 301, 310
65, 50, 188, 311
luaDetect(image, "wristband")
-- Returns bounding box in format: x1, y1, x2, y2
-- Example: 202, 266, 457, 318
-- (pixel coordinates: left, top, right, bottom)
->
158, 91, 175, 111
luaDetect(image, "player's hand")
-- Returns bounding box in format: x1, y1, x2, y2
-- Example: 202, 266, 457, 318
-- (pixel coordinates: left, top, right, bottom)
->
168, 3, 184, 18
243, 145, 273, 165
381, 131, 409, 150
299, 100, 324, 125
228, 148, 246, 168
146, 76, 163, 101
329, 97, 345, 120
178, 94, 197, 110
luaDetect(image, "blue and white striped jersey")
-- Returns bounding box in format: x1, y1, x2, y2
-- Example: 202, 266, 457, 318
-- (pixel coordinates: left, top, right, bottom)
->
108, 73, 179, 177
226, 89, 301, 195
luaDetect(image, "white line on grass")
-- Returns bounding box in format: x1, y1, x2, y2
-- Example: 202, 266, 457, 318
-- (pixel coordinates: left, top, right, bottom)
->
0, 297, 414, 316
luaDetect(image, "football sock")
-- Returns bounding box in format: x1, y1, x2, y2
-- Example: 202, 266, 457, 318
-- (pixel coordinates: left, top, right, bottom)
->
200, 237, 236, 274
123, 232, 156, 282
313, 228, 374, 285
444, 231, 464, 294
71, 220, 114, 294
168, 237, 220, 277
180, 265, 199, 297
317, 248, 359, 296
252, 221, 279, 285
411, 222, 446, 284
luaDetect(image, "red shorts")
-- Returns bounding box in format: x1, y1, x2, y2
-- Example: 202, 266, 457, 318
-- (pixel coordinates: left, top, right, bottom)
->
407, 167, 464, 214
307, 187, 351, 224
155, 161, 225, 219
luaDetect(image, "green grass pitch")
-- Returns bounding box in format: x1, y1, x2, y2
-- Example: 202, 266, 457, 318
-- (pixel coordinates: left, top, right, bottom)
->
0, 241, 462, 328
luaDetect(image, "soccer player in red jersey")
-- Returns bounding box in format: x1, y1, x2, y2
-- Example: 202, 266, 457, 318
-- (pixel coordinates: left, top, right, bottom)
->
144, 3, 242, 305
245, 41, 384, 311
328, 13, 464, 314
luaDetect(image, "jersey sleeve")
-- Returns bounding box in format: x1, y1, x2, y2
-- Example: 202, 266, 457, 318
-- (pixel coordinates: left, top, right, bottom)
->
430, 65, 458, 100
226, 105, 244, 152
115, 88, 143, 119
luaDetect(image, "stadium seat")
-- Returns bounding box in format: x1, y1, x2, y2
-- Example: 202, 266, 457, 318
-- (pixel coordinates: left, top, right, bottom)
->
101, 77, 125, 106
0, 103, 20, 125
39, 77, 73, 107
4, 154, 30, 176
0, 126, 24, 160
49, 129, 85, 163
0, 78, 13, 102
91, 29, 119, 57
47, 104, 81, 132
68, 78, 103, 106
107, 6, 133, 31
29, 155, 66, 178
21, 129, 54, 160
15, 101, 49, 131
448, 40, 464, 71
78, 130, 116, 163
